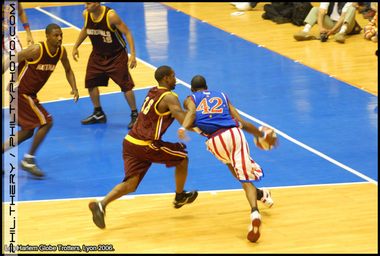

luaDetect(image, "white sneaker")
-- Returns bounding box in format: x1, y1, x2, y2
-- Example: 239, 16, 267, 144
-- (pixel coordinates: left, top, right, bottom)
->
260, 189, 274, 208
247, 210, 261, 242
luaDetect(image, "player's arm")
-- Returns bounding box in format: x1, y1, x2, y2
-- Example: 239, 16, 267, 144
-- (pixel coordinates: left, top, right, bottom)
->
60, 47, 79, 102
108, 10, 137, 69
72, 10, 88, 61
164, 93, 187, 124
18, 3, 34, 45
228, 102, 263, 138
229, 102, 277, 145
182, 96, 196, 129
2, 43, 40, 73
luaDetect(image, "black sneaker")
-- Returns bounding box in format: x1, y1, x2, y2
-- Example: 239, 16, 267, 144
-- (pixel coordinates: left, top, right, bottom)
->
81, 111, 107, 125
127, 111, 138, 129
21, 157, 45, 177
173, 190, 198, 209
89, 201, 106, 229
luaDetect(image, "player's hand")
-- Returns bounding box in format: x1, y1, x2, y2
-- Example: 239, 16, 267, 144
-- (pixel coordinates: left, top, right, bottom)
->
26, 33, 34, 46
71, 89, 79, 102
72, 48, 79, 62
129, 54, 137, 69
261, 128, 278, 148
177, 127, 190, 142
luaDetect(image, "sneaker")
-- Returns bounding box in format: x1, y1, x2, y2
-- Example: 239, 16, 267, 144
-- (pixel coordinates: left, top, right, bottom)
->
21, 157, 45, 177
173, 190, 198, 209
260, 189, 274, 208
334, 33, 346, 43
293, 31, 316, 41
127, 111, 138, 129
89, 201, 106, 229
247, 210, 261, 243
81, 111, 107, 125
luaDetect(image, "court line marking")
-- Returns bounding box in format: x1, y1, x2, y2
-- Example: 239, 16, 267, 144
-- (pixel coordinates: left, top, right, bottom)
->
29, 6, 377, 186
5, 181, 374, 204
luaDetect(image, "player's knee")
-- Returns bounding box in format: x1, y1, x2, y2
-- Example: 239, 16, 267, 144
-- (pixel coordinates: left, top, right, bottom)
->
25, 130, 34, 139
178, 157, 189, 168
45, 121, 53, 129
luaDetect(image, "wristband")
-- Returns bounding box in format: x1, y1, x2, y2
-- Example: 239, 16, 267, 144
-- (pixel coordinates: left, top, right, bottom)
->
23, 23, 30, 29
178, 127, 186, 131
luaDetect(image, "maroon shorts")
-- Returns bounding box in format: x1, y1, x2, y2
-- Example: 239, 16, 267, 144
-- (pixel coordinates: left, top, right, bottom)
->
85, 49, 135, 92
18, 94, 52, 130
122, 139, 188, 186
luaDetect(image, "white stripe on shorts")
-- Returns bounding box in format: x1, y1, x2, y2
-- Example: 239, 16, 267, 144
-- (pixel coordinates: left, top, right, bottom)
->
206, 127, 263, 181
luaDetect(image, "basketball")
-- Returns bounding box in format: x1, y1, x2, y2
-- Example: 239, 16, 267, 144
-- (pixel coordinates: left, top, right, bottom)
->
253, 126, 277, 151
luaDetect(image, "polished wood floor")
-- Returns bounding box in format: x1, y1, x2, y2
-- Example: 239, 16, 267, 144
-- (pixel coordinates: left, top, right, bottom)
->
14, 183, 378, 253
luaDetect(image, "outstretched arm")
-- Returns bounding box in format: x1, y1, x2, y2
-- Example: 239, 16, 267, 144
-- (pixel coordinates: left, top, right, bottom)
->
228, 101, 277, 146
60, 47, 79, 102
228, 102, 263, 138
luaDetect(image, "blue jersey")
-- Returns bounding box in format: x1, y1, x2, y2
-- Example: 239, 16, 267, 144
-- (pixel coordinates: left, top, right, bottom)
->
190, 90, 239, 135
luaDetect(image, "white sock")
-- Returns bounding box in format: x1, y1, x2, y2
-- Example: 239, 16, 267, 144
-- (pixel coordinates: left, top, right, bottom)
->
303, 24, 312, 33
339, 24, 347, 34
24, 153, 35, 158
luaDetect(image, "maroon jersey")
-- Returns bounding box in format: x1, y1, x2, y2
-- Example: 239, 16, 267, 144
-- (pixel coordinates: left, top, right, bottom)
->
129, 86, 177, 141
85, 6, 126, 56
18, 42, 63, 96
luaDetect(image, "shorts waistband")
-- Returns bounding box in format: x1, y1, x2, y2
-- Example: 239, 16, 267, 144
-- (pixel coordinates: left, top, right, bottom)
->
207, 127, 235, 139
125, 134, 152, 146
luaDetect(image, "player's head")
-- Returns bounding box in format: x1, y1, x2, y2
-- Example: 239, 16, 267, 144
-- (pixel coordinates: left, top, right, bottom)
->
45, 23, 62, 47
191, 75, 208, 92
155, 65, 176, 89
85, 2, 101, 12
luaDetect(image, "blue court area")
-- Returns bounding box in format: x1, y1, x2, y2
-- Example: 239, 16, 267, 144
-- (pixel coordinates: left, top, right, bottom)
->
4, 3, 378, 201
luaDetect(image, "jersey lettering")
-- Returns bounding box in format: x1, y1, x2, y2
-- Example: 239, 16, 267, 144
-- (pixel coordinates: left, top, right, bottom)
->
196, 97, 224, 114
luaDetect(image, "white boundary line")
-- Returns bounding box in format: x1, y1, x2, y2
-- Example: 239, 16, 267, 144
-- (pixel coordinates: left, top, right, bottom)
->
5, 181, 373, 204
25, 6, 379, 186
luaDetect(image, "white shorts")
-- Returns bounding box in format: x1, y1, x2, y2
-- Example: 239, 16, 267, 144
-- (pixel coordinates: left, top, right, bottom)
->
205, 127, 263, 181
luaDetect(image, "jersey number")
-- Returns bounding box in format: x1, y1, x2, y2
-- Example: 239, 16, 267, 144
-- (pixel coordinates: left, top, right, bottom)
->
196, 97, 223, 114
102, 36, 113, 43
141, 97, 154, 115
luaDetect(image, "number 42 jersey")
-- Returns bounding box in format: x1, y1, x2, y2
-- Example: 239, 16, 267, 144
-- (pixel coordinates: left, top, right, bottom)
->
189, 90, 239, 135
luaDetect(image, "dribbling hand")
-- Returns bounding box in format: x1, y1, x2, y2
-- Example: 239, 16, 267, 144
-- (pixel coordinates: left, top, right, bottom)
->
177, 127, 190, 142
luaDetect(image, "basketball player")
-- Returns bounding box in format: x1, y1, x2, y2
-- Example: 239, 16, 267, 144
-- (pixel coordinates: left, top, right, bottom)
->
2, 23, 79, 177
178, 75, 277, 243
72, 2, 138, 129
88, 66, 198, 229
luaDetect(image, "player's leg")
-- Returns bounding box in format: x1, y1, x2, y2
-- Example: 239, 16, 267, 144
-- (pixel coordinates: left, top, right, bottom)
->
18, 96, 52, 177
173, 157, 198, 208
123, 89, 138, 129
82, 53, 108, 125
81, 86, 107, 124
20, 122, 52, 177
110, 50, 138, 129
89, 175, 140, 229
2, 129, 34, 153
144, 140, 197, 208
